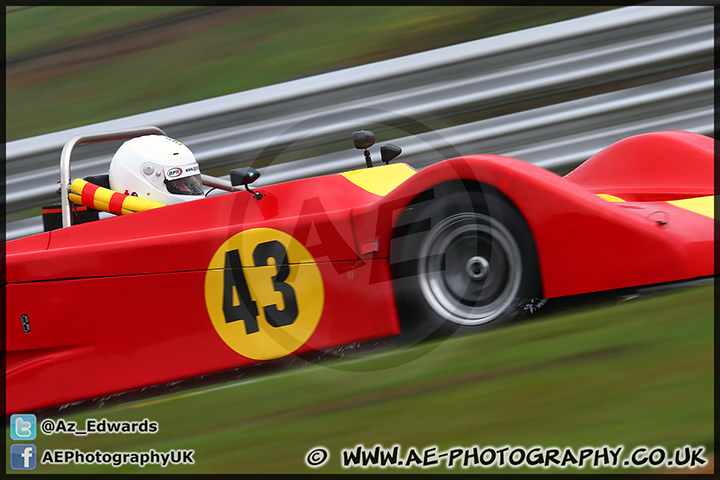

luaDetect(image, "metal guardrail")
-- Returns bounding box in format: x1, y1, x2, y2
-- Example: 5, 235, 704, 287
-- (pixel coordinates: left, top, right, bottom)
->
6, 6, 714, 240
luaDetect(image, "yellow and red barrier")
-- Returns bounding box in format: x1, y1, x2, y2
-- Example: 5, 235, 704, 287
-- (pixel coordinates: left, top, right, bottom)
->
69, 178, 166, 215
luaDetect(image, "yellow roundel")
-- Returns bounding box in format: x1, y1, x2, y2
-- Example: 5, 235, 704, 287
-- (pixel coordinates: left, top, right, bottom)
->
204, 228, 324, 360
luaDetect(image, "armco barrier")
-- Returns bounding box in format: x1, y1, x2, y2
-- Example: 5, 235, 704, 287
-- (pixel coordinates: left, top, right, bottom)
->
6, 6, 713, 239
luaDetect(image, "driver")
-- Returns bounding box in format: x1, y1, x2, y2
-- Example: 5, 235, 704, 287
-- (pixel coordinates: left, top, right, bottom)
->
109, 135, 205, 205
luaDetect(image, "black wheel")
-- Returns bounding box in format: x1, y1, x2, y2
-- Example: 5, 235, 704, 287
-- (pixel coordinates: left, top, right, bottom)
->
389, 182, 542, 339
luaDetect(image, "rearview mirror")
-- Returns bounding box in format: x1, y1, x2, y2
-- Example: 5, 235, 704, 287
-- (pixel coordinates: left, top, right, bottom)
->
352, 130, 376, 168
352, 130, 376, 150
230, 167, 260, 186
380, 144, 402, 164
230, 167, 263, 199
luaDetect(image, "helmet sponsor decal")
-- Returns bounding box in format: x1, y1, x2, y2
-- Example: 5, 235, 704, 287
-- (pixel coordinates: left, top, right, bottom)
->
166, 167, 183, 178
163, 163, 200, 180
204, 228, 324, 360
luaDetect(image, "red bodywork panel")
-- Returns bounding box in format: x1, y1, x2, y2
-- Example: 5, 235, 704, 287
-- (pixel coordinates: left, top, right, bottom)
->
5, 130, 714, 414
6, 174, 401, 413
564, 130, 714, 200
356, 156, 711, 298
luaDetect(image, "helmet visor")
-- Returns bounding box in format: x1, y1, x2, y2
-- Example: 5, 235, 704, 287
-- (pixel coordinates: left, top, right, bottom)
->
165, 174, 203, 195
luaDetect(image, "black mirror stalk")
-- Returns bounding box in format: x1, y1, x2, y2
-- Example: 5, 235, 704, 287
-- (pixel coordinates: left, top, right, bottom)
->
245, 185, 263, 200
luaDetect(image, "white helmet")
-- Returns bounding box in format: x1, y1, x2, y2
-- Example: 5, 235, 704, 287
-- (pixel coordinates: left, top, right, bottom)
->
109, 135, 204, 205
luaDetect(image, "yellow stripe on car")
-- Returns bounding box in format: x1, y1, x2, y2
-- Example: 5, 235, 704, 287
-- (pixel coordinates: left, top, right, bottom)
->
667, 195, 714, 219
596, 193, 625, 202
341, 163, 416, 197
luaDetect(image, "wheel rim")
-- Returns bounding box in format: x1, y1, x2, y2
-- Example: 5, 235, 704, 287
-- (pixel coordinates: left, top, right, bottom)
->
417, 212, 522, 325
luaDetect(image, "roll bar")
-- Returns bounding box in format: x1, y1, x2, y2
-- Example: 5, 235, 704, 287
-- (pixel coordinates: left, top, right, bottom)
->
59, 126, 167, 228
59, 126, 245, 229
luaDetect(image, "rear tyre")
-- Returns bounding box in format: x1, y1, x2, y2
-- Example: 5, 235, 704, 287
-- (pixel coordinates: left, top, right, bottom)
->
390, 183, 542, 339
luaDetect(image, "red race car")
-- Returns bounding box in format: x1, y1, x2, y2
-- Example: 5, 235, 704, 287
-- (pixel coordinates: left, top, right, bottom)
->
5, 127, 714, 415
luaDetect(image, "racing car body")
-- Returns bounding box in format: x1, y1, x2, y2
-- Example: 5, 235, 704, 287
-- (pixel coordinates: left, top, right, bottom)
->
5, 129, 714, 414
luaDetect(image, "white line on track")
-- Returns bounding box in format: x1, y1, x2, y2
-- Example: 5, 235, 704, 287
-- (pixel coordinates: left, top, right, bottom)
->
120, 347, 409, 411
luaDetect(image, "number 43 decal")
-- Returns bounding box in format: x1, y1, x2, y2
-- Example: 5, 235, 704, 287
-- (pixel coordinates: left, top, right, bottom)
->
223, 241, 298, 334
205, 228, 324, 361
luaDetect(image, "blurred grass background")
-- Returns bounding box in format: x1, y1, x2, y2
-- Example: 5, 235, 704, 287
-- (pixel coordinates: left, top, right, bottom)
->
6, 5, 613, 141
8, 284, 713, 473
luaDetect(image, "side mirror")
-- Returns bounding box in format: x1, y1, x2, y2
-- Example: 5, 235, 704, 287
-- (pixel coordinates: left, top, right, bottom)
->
230, 167, 262, 199
380, 144, 402, 164
230, 167, 260, 186
352, 130, 376, 168
352, 130, 375, 150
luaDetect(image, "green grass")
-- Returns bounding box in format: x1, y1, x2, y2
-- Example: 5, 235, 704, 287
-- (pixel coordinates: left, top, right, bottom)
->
7, 284, 713, 473
5, 6, 202, 58
6, 6, 613, 141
